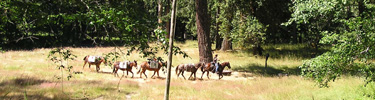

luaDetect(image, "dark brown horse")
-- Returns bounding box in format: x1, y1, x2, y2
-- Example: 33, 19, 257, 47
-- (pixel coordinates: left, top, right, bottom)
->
113, 60, 138, 78
175, 62, 204, 80
217, 62, 231, 79
137, 61, 167, 78
83, 55, 107, 72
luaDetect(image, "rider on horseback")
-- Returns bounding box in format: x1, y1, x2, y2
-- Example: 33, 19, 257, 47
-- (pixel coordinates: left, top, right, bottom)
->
213, 54, 219, 73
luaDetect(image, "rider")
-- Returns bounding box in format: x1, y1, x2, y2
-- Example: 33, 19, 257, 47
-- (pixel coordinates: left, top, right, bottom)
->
213, 54, 219, 73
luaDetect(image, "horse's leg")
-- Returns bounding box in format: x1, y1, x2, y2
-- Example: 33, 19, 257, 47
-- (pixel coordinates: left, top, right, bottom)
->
143, 70, 148, 78
83, 62, 87, 69
201, 71, 206, 79
176, 69, 180, 78
188, 72, 193, 80
130, 71, 134, 78
157, 70, 160, 78
181, 71, 186, 80
89, 64, 91, 68
96, 65, 100, 72
122, 70, 125, 77
116, 68, 120, 77
194, 72, 197, 80
207, 71, 210, 79
114, 68, 118, 77
151, 71, 156, 78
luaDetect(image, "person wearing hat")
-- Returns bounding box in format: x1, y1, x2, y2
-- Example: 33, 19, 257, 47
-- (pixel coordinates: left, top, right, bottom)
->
213, 54, 219, 73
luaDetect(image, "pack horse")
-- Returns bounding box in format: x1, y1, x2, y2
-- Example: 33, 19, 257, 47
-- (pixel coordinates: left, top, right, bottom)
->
113, 60, 138, 78
83, 55, 107, 72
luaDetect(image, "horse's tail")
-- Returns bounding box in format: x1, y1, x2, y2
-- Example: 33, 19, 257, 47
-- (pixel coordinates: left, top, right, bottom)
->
112, 65, 116, 73
175, 65, 179, 74
137, 66, 141, 74
83, 56, 87, 60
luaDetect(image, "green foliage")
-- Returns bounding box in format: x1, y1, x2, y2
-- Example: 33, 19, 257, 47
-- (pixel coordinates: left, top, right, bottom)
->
0, 0, 155, 49
48, 48, 77, 80
232, 16, 267, 49
103, 50, 121, 67
295, 0, 375, 87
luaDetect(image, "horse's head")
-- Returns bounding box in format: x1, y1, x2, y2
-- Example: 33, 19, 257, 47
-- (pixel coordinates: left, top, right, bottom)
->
133, 60, 138, 69
102, 57, 108, 66
226, 62, 231, 69
161, 61, 167, 68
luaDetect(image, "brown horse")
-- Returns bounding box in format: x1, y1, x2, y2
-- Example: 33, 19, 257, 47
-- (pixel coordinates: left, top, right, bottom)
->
137, 61, 167, 78
217, 62, 231, 79
82, 55, 107, 72
113, 60, 138, 78
175, 62, 204, 80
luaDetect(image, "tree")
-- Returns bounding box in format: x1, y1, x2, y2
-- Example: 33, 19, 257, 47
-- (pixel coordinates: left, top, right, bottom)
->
217, 0, 235, 51
195, 0, 213, 63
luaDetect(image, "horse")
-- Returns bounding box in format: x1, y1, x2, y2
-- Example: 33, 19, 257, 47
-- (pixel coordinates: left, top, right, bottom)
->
217, 62, 231, 79
137, 61, 167, 78
113, 60, 138, 78
175, 62, 204, 80
82, 55, 107, 72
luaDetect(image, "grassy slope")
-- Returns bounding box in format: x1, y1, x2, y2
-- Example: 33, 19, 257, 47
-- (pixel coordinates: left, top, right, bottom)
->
0, 40, 373, 100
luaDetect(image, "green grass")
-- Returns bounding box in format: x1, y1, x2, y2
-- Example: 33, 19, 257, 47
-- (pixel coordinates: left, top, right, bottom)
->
0, 40, 373, 99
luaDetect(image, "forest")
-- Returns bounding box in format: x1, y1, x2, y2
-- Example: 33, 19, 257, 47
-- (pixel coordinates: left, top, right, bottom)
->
1, 0, 375, 99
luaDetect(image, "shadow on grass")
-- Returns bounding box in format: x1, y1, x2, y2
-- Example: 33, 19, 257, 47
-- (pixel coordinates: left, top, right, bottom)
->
239, 44, 331, 59
0, 77, 47, 87
264, 47, 329, 59
0, 77, 62, 100
232, 63, 301, 76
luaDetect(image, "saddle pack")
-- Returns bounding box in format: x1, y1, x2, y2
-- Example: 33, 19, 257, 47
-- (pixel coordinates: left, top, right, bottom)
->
150, 61, 158, 69
119, 61, 128, 69
88, 56, 99, 63
184, 63, 195, 71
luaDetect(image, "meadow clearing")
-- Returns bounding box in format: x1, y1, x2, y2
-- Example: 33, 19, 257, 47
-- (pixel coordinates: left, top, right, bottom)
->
0, 41, 373, 100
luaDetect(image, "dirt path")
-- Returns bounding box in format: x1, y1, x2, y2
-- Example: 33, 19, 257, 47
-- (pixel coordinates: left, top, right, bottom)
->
99, 67, 256, 84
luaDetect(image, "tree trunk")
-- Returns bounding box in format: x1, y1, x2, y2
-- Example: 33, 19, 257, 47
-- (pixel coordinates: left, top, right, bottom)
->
215, 5, 222, 50
158, 0, 163, 29
220, 37, 231, 51
358, 0, 364, 18
195, 0, 213, 63
165, 0, 171, 38
164, 0, 177, 99
219, 1, 233, 51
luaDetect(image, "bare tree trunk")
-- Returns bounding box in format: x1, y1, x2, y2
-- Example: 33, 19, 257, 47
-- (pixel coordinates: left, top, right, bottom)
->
215, 5, 222, 50
196, 0, 213, 63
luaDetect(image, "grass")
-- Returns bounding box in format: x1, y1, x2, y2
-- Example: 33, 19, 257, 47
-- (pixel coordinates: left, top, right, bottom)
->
0, 40, 373, 99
